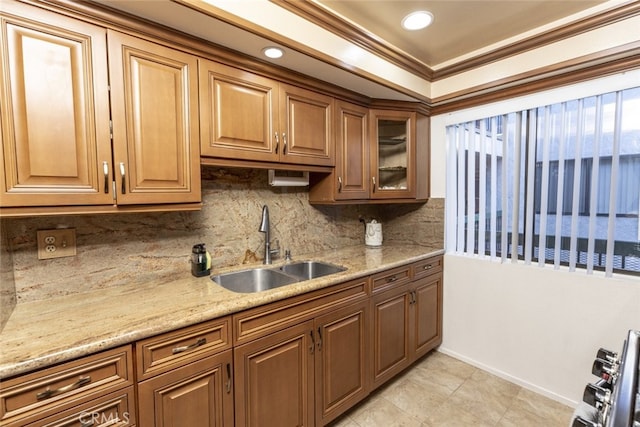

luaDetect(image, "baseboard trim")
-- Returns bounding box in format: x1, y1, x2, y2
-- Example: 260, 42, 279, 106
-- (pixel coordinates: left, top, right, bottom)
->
436, 346, 579, 408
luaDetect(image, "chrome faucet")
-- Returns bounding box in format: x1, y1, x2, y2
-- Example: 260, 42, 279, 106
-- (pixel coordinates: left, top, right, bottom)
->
259, 205, 279, 264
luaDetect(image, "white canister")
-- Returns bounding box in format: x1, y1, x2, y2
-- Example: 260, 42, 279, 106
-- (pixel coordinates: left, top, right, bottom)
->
365, 220, 383, 247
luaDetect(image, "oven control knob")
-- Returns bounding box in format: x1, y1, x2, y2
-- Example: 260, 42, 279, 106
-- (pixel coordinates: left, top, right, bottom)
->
592, 358, 616, 382
583, 383, 610, 408
596, 348, 618, 363
572, 416, 599, 427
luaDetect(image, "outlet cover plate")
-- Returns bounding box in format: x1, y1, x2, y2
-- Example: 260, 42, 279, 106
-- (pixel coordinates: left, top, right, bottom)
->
37, 229, 77, 260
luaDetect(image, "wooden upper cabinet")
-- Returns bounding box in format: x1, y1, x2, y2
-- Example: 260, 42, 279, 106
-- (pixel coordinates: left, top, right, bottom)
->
108, 30, 201, 205
0, 3, 200, 212
309, 101, 368, 202
335, 101, 369, 200
0, 1, 112, 207
278, 83, 333, 166
199, 60, 333, 167
369, 109, 416, 200
199, 59, 278, 162
310, 107, 429, 204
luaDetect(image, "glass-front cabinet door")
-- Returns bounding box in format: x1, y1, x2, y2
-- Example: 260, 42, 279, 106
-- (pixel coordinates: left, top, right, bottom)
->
370, 110, 416, 199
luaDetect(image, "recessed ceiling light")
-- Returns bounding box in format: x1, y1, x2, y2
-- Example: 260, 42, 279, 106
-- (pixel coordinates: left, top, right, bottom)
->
262, 47, 284, 59
401, 11, 433, 31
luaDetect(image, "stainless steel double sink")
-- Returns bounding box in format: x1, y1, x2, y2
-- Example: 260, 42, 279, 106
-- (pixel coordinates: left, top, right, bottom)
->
211, 261, 347, 293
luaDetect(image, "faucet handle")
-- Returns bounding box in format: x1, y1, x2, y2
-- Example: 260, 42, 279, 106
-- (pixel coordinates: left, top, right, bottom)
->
269, 239, 280, 257
284, 249, 292, 261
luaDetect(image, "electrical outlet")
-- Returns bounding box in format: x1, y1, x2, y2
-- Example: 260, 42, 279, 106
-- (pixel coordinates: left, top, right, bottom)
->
37, 229, 76, 260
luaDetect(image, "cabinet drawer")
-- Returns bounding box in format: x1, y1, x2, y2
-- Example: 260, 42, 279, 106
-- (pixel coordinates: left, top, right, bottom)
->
412, 256, 443, 280
25, 386, 135, 427
0, 346, 133, 425
233, 278, 368, 345
136, 317, 231, 380
370, 265, 412, 294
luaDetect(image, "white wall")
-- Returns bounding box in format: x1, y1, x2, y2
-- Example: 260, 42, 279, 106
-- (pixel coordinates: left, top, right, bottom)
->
442, 255, 640, 406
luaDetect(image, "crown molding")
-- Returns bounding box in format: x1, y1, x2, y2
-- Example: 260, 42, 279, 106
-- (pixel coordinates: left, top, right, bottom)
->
431, 42, 640, 115
273, 0, 640, 84
271, 0, 434, 81
432, 0, 640, 80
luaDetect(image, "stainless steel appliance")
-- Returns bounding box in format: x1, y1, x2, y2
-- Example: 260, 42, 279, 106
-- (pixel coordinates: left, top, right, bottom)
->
572, 330, 640, 427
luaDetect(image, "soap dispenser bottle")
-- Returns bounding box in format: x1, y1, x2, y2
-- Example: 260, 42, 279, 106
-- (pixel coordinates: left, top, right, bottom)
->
191, 243, 211, 277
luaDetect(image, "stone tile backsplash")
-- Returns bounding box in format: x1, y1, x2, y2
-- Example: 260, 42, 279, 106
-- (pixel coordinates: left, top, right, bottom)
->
1, 167, 443, 304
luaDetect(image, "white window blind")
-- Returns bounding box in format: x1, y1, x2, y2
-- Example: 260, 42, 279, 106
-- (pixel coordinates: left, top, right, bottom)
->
446, 86, 640, 277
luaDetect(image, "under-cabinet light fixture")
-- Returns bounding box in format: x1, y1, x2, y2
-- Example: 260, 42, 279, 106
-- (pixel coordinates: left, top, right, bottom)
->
262, 46, 284, 59
401, 11, 433, 30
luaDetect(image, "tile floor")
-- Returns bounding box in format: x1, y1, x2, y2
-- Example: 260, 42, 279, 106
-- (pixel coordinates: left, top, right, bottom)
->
329, 351, 574, 427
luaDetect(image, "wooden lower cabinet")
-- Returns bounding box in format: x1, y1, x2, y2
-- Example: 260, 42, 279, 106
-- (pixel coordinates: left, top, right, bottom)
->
137, 349, 234, 427
233, 320, 315, 427
371, 285, 412, 389
412, 274, 443, 359
314, 300, 369, 426
23, 387, 135, 427
233, 299, 370, 427
371, 266, 443, 390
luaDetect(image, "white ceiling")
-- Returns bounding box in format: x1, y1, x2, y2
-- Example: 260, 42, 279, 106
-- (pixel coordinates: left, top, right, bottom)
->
314, 0, 606, 68
91, 0, 613, 101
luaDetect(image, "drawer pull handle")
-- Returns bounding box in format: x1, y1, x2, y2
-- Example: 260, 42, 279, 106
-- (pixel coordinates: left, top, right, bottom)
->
387, 275, 398, 283
338, 176, 342, 192
317, 327, 323, 352
172, 337, 206, 354
102, 161, 109, 194
309, 330, 315, 354
423, 264, 433, 270
275, 132, 279, 154
36, 375, 91, 400
119, 162, 126, 194
225, 363, 232, 393
82, 417, 119, 427
282, 133, 287, 155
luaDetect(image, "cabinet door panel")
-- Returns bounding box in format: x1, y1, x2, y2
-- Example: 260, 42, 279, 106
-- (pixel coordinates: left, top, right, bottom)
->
371, 287, 410, 389
315, 300, 369, 426
108, 30, 200, 205
199, 59, 278, 162
369, 109, 416, 199
0, 3, 112, 206
280, 84, 333, 166
234, 320, 314, 427
138, 350, 233, 427
335, 101, 369, 200
412, 275, 443, 359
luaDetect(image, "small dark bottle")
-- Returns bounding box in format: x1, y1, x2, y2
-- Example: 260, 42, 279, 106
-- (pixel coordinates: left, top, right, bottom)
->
191, 243, 211, 277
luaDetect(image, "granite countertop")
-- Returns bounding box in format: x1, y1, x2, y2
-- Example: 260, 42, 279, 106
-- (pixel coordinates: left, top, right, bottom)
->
0, 244, 443, 379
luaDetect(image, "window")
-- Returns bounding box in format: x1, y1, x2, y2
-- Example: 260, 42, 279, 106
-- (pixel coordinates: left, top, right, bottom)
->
446, 86, 640, 276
